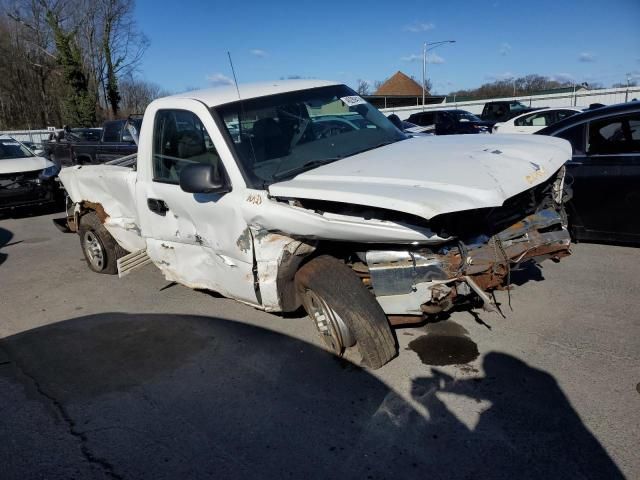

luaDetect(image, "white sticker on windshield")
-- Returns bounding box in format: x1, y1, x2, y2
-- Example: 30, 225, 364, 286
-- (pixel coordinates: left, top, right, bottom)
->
340, 95, 367, 107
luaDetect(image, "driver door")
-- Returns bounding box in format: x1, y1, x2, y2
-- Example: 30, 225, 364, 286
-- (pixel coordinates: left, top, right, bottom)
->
136, 104, 259, 305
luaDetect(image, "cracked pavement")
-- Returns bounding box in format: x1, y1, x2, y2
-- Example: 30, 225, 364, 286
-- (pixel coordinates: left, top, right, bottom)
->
0, 211, 638, 479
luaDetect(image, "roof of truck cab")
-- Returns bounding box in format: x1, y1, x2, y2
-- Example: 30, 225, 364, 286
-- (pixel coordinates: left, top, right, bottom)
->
164, 79, 341, 107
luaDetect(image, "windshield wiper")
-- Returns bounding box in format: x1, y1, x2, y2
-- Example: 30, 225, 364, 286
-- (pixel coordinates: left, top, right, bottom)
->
272, 157, 342, 181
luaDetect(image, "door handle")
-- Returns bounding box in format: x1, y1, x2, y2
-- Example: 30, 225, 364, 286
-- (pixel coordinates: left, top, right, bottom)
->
147, 198, 169, 216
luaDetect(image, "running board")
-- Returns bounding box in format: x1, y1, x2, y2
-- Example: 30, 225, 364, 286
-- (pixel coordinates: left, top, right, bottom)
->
117, 249, 152, 278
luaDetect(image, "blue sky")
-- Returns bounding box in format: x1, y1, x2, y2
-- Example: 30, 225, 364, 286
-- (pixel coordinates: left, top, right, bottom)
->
135, 0, 640, 94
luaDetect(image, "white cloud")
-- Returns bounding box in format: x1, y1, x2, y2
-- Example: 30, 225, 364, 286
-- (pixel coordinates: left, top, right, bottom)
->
485, 72, 515, 81
404, 22, 435, 32
428, 53, 445, 64
551, 72, 575, 82
401, 53, 445, 64
206, 73, 234, 86
250, 49, 268, 58
401, 54, 421, 62
499, 42, 512, 56
578, 52, 596, 62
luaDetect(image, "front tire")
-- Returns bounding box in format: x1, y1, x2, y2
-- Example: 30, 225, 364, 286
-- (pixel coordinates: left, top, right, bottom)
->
79, 212, 127, 274
295, 255, 397, 369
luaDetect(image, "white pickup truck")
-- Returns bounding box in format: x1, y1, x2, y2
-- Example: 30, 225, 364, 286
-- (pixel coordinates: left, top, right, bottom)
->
59, 80, 572, 368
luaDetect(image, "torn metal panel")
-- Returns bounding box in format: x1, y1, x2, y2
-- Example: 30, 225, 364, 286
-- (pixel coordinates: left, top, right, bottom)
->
243, 194, 447, 244
146, 238, 261, 306
59, 164, 142, 252
367, 207, 571, 315
250, 228, 316, 312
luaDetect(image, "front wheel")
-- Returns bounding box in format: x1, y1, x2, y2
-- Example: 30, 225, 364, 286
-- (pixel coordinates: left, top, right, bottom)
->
295, 255, 397, 369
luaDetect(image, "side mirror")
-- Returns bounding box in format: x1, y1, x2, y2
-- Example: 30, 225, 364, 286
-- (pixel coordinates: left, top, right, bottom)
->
179, 163, 230, 194
122, 134, 133, 143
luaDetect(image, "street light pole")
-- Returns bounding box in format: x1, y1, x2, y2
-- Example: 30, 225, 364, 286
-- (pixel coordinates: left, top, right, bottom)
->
421, 40, 456, 111
422, 42, 427, 109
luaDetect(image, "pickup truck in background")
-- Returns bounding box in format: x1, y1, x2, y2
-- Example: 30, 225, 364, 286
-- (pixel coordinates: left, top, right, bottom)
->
58, 80, 573, 368
45, 118, 141, 167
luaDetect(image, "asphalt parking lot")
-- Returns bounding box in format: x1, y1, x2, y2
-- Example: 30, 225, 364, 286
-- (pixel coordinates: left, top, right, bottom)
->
0, 210, 638, 479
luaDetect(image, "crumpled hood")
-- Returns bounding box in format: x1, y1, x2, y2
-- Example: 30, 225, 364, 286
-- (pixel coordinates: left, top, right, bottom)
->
0, 156, 53, 175
268, 134, 571, 220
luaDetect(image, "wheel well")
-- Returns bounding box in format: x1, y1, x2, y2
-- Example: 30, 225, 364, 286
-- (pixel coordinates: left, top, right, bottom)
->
288, 240, 370, 305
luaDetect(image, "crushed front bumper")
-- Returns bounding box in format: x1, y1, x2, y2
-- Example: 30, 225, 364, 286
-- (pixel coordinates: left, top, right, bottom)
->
366, 207, 571, 316
0, 170, 58, 210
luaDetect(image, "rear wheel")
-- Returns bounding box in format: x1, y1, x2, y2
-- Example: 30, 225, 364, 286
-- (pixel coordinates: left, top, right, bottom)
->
79, 212, 127, 274
295, 255, 397, 369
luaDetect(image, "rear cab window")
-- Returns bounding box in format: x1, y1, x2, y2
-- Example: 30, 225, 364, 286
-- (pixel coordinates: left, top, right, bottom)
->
102, 121, 124, 142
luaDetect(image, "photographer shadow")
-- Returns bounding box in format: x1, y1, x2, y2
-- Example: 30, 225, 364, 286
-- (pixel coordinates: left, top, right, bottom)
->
398, 352, 624, 479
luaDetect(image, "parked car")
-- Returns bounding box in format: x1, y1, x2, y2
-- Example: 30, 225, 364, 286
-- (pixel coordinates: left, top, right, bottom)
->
480, 100, 540, 124
0, 136, 61, 211
58, 80, 572, 368
407, 110, 491, 135
386, 114, 434, 135
536, 102, 640, 244
44, 118, 141, 166
493, 107, 582, 134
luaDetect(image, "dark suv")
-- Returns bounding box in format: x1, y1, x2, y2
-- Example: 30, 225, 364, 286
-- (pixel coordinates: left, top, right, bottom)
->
407, 109, 492, 135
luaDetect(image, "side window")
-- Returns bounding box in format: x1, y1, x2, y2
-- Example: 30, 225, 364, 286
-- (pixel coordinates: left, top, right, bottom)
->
102, 121, 123, 142
556, 124, 586, 155
556, 110, 578, 122
517, 111, 554, 127
153, 109, 223, 184
628, 118, 640, 141
587, 114, 640, 155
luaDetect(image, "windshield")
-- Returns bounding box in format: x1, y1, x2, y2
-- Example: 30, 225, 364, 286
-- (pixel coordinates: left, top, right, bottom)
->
214, 85, 407, 187
509, 101, 528, 112
453, 111, 481, 122
0, 138, 34, 159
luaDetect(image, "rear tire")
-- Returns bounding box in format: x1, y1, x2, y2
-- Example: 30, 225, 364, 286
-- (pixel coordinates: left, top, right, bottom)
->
295, 255, 397, 369
79, 212, 127, 274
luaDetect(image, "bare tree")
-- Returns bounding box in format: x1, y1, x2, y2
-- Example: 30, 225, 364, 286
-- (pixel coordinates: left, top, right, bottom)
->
1, 0, 148, 128
356, 79, 370, 96
96, 0, 148, 117
450, 74, 574, 99
119, 75, 167, 115
373, 79, 385, 93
